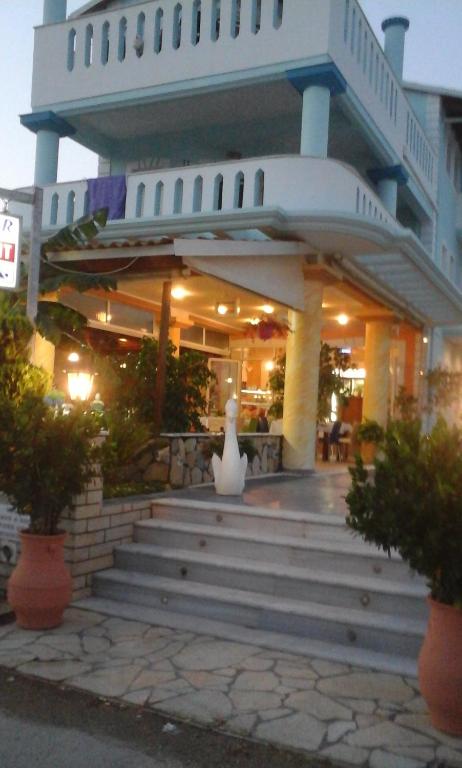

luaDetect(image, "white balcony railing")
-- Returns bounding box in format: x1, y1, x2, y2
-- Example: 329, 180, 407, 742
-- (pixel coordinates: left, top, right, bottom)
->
41, 155, 392, 230
32, 0, 437, 203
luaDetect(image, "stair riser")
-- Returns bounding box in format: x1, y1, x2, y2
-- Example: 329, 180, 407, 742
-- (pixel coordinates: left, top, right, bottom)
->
115, 549, 427, 621
135, 527, 411, 582
152, 505, 352, 543
94, 576, 424, 658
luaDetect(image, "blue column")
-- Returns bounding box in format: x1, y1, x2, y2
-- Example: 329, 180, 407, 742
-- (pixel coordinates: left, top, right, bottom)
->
35, 130, 60, 186
301, 86, 331, 158
43, 0, 67, 24
382, 17, 409, 83
287, 64, 347, 160
367, 165, 408, 218
377, 178, 398, 217
20, 111, 76, 186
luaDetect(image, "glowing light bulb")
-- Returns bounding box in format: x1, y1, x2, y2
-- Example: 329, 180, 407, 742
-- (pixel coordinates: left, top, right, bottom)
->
337, 313, 349, 326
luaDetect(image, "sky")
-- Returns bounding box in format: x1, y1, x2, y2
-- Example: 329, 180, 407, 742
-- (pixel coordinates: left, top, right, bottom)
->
0, 0, 461, 191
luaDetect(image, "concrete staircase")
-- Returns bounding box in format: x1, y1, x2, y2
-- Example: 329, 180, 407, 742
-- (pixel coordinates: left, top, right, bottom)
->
83, 498, 428, 676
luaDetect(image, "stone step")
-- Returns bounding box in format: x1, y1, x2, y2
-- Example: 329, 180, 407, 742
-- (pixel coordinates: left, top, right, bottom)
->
76, 595, 419, 677
114, 543, 428, 620
151, 498, 356, 543
134, 519, 411, 582
93, 570, 426, 659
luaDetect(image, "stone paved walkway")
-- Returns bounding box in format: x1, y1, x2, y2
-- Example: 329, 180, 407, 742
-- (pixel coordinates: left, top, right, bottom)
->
1, 608, 461, 768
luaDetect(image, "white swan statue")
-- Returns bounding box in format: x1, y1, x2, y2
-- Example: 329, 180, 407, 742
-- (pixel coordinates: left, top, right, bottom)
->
212, 398, 248, 495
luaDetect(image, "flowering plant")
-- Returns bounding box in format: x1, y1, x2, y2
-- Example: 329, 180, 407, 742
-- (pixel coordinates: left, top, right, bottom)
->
244, 315, 291, 342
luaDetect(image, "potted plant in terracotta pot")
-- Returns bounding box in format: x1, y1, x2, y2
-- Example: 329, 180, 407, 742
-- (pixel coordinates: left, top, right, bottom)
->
355, 419, 384, 463
346, 417, 462, 735
0, 394, 99, 629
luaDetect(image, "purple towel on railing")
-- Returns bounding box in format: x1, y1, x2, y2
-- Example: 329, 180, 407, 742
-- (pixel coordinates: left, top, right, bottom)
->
87, 175, 126, 220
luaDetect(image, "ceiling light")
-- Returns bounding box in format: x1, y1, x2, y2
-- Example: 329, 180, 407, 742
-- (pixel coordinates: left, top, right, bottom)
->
96, 311, 111, 323
171, 286, 188, 300
67, 352, 80, 363
423, 336, 428, 344
226, 377, 233, 383
261, 304, 274, 314
264, 361, 275, 372
246, 317, 260, 325
119, 337, 128, 343
216, 303, 228, 315
337, 313, 349, 326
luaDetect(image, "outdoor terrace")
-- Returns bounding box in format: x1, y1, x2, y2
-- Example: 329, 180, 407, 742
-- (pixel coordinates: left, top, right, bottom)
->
31, 0, 437, 202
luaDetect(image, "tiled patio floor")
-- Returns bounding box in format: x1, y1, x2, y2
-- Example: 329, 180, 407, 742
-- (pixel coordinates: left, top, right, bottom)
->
1, 608, 461, 768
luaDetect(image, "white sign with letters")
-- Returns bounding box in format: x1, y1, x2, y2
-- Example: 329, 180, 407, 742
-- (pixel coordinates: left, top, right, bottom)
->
0, 212, 21, 290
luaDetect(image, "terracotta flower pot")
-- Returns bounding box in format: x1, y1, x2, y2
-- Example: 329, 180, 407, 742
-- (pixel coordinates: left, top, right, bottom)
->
360, 441, 376, 464
7, 531, 72, 630
418, 597, 462, 736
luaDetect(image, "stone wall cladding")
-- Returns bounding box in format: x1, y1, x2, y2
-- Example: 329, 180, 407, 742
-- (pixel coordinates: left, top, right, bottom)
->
167, 433, 282, 488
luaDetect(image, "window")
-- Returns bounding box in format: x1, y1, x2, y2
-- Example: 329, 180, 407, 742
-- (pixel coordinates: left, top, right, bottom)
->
173, 4, 182, 49
50, 193, 59, 226
174, 179, 183, 214
192, 0, 201, 45
211, 0, 221, 41
213, 174, 224, 210
154, 181, 164, 215
84, 24, 93, 67
135, 13, 145, 57
252, 0, 262, 34
193, 176, 203, 212
67, 28, 76, 71
154, 8, 164, 53
350, 7, 356, 54
343, 0, 349, 43
101, 22, 110, 64
66, 191, 75, 224
231, 0, 241, 37
118, 17, 127, 61
273, 0, 283, 29
254, 169, 264, 206
234, 172, 244, 208
136, 183, 145, 217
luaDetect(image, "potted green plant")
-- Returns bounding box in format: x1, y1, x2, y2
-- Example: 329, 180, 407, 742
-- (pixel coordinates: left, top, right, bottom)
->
0, 394, 99, 629
346, 418, 462, 735
355, 419, 384, 463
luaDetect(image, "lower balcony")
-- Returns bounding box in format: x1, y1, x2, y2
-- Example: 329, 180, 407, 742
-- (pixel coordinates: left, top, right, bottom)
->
41, 155, 392, 233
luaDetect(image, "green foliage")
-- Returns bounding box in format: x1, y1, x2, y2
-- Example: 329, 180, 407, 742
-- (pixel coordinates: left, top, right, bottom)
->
356, 419, 385, 444
0, 291, 49, 402
0, 396, 100, 535
265, 345, 351, 422
99, 411, 151, 485
103, 480, 164, 500
201, 435, 258, 462
318, 343, 351, 421
268, 355, 285, 419
346, 418, 462, 607
426, 365, 462, 413
394, 385, 419, 421
110, 338, 214, 433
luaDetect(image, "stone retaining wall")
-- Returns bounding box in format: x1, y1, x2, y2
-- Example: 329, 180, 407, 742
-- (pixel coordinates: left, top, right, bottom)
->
160, 433, 282, 488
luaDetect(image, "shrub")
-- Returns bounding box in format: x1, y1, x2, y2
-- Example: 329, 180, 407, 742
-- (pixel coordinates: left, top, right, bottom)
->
346, 418, 462, 606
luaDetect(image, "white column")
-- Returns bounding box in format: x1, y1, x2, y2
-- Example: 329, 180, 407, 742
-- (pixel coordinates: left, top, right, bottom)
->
283, 279, 324, 470
363, 320, 392, 426
300, 86, 331, 158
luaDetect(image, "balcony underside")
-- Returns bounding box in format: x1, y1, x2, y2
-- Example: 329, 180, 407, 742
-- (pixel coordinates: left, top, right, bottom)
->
46, 210, 462, 328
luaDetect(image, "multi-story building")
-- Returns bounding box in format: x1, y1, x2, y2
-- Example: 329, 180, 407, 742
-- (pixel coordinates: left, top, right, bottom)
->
18, 0, 462, 468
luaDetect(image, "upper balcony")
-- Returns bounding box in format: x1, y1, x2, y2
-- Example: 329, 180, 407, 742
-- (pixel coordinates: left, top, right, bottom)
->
40, 154, 393, 236
31, 0, 437, 203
